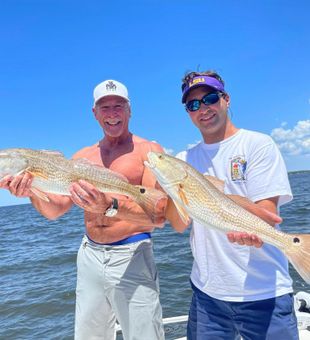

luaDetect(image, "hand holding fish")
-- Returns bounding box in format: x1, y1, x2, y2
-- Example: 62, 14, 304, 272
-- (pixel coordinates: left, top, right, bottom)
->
70, 180, 112, 213
0, 172, 33, 198
227, 204, 282, 247
227, 232, 263, 248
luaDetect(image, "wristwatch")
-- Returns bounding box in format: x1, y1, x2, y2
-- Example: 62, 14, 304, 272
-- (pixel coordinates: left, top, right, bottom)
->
104, 198, 119, 217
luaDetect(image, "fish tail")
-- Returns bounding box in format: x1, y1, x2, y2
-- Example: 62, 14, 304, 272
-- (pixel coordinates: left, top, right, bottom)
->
134, 185, 167, 222
285, 234, 310, 284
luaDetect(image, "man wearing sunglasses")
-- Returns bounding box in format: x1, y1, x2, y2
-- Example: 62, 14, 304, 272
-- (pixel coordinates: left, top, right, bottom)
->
176, 71, 298, 339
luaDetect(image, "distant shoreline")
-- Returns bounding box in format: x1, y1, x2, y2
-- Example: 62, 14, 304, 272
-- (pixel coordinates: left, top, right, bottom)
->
288, 170, 310, 174
0, 202, 30, 209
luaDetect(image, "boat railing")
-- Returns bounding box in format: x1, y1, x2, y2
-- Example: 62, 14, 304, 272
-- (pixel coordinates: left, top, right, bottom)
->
115, 315, 188, 333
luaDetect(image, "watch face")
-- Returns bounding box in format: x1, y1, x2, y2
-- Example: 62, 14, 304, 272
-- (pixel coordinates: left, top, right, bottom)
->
104, 198, 118, 217
105, 208, 117, 218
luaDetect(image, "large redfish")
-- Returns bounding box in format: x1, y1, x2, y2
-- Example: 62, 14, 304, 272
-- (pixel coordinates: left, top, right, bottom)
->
0, 148, 165, 219
145, 151, 310, 284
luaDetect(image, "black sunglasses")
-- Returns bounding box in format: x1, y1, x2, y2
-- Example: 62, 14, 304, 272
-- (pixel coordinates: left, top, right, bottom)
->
185, 92, 223, 112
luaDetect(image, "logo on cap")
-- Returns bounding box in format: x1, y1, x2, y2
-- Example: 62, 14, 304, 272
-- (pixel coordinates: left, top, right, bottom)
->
106, 81, 117, 91
189, 77, 205, 87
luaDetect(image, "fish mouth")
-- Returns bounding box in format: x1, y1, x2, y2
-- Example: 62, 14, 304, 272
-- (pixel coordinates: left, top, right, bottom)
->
145, 151, 159, 169
0, 151, 9, 157
144, 158, 170, 185
144, 160, 154, 169
145, 152, 173, 185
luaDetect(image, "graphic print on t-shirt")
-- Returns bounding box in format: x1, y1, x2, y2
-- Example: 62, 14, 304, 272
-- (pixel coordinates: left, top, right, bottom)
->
230, 155, 247, 181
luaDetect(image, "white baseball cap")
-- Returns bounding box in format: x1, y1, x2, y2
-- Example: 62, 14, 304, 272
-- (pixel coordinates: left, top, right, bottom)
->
93, 79, 129, 106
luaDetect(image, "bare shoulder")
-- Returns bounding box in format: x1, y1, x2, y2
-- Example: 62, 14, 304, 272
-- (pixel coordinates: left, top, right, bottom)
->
132, 135, 164, 158
72, 143, 99, 160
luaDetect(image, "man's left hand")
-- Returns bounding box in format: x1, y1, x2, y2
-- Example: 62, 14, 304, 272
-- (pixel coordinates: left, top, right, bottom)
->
69, 180, 112, 213
227, 232, 263, 248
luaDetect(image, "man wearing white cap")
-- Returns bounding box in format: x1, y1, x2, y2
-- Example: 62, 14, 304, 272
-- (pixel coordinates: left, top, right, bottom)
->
2, 79, 167, 340
70, 79, 167, 340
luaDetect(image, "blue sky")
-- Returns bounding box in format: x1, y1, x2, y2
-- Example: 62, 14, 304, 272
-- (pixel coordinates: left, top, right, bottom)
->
1, 0, 310, 206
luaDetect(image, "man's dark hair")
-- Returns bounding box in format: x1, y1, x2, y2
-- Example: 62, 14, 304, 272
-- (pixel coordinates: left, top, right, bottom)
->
182, 70, 225, 89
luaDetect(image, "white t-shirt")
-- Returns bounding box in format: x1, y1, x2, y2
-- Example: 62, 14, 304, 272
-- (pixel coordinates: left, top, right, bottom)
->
177, 129, 293, 302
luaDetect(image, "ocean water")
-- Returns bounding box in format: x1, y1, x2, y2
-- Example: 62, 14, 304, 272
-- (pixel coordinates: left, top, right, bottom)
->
1, 171, 310, 340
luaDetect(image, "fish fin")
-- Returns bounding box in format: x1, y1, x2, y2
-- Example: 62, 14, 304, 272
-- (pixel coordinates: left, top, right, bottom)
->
171, 199, 191, 225
203, 174, 225, 192
30, 188, 50, 202
178, 184, 189, 206
136, 185, 191, 225
285, 234, 310, 284
39, 150, 65, 157
26, 169, 49, 180
98, 168, 129, 182
72, 159, 129, 182
15, 169, 27, 176
227, 194, 254, 208
72, 158, 95, 165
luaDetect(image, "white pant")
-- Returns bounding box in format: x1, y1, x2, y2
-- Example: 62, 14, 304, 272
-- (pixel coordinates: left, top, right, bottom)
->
74, 236, 164, 340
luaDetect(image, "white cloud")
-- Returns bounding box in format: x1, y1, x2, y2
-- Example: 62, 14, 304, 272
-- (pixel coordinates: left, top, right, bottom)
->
163, 141, 201, 156
163, 147, 174, 155
151, 141, 174, 155
271, 119, 310, 156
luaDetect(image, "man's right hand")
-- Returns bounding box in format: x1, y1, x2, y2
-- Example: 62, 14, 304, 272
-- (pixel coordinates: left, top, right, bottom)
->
0, 173, 33, 198
228, 194, 282, 226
